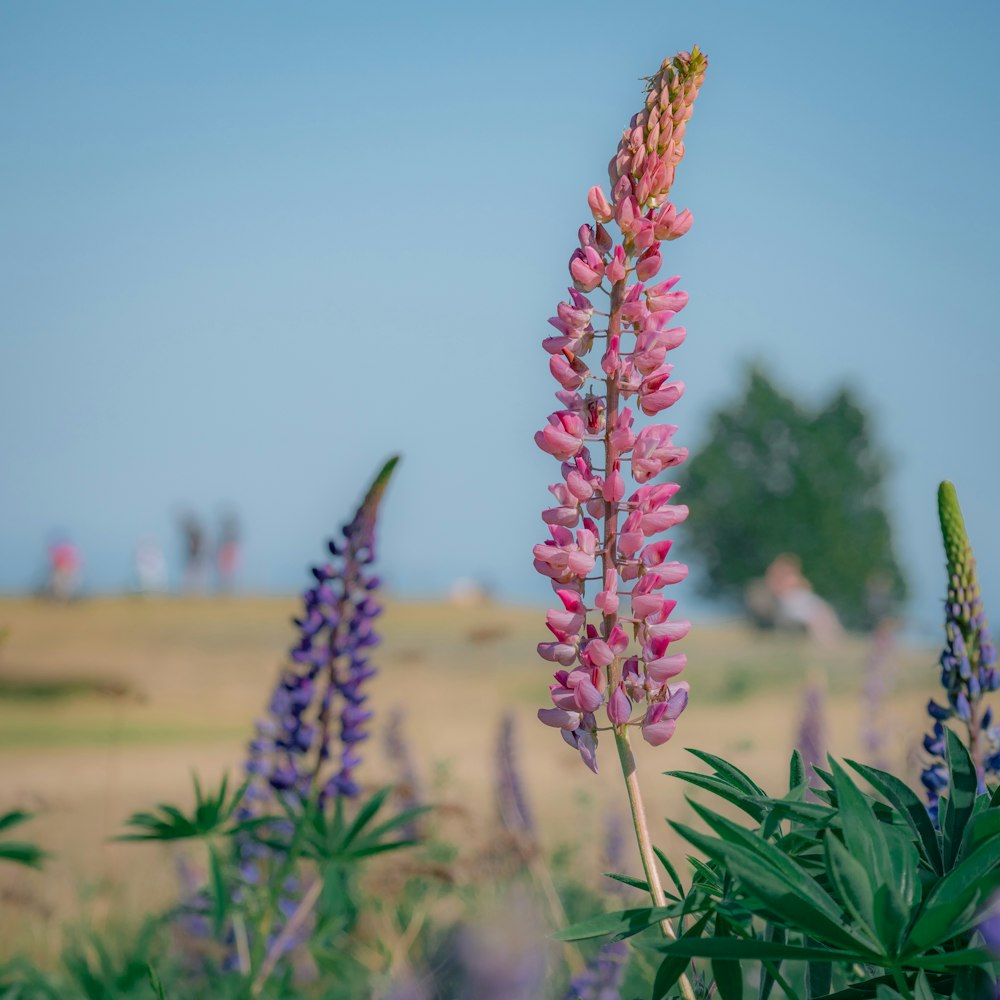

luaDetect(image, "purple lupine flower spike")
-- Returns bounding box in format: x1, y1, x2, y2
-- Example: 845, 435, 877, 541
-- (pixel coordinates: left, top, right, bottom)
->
495, 712, 536, 843
246, 456, 399, 806
225, 457, 399, 969
383, 707, 424, 840
796, 673, 827, 798
561, 939, 628, 1000
922, 482, 1000, 816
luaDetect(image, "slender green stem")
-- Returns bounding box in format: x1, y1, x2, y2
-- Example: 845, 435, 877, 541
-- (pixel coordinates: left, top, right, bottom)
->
614, 727, 697, 1000
761, 959, 797, 999
891, 967, 913, 999
251, 876, 323, 996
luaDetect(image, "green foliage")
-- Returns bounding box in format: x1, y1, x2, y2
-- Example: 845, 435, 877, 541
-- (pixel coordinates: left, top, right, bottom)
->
118, 773, 256, 842
0, 810, 48, 870
558, 737, 1000, 998
682, 366, 906, 628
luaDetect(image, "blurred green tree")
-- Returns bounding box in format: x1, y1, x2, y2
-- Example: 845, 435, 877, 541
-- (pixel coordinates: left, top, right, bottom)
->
681, 366, 906, 629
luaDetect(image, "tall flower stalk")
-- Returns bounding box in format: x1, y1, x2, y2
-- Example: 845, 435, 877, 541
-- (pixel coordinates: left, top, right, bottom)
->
245, 456, 398, 807
922, 481, 999, 813
233, 457, 398, 977
533, 48, 707, 1000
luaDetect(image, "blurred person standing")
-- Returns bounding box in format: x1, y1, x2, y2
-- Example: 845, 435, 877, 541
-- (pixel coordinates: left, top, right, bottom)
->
178, 513, 208, 594
134, 537, 167, 594
215, 510, 241, 593
47, 535, 81, 600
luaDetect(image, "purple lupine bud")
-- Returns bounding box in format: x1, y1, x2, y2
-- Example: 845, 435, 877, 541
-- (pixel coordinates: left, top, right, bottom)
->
921, 765, 949, 793
956, 692, 972, 721
923, 722, 946, 757
927, 699, 952, 720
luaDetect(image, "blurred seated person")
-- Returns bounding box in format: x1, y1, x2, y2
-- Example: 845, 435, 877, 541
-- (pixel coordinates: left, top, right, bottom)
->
745, 554, 842, 643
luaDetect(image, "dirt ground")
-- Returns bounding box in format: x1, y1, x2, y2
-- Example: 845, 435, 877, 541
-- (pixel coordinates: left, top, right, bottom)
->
0, 595, 939, 965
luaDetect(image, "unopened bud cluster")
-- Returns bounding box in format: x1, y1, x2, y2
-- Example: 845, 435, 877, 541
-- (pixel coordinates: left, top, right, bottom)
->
533, 49, 706, 771
923, 481, 999, 812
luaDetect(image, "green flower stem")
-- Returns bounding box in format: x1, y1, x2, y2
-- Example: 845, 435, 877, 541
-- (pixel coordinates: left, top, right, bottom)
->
891, 967, 913, 999
614, 726, 697, 1000
250, 876, 323, 997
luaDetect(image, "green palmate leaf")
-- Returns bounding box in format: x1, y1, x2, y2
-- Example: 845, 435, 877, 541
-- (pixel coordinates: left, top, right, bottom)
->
912, 972, 935, 1000
789, 750, 807, 792
757, 923, 785, 1000
684, 749, 768, 799
874, 987, 906, 1000
651, 911, 712, 1000
605, 872, 650, 893
711, 915, 744, 1000
0, 811, 35, 835
147, 964, 167, 1000
824, 831, 877, 936
0, 841, 48, 869
806, 955, 833, 998
826, 760, 889, 883
949, 964, 997, 999
669, 821, 877, 954
665, 771, 766, 822
687, 855, 724, 894
683, 799, 846, 917
654, 845, 685, 897
820, 972, 953, 999
942, 728, 978, 869
907, 946, 995, 969
845, 759, 943, 876
648, 936, 856, 963
207, 843, 227, 936
905, 838, 1000, 952
811, 764, 837, 792
344, 837, 419, 860
341, 786, 393, 848
552, 906, 677, 942
827, 759, 910, 952
353, 804, 431, 847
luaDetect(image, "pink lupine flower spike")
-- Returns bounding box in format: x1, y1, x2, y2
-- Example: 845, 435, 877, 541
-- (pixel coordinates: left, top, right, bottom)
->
533, 47, 707, 997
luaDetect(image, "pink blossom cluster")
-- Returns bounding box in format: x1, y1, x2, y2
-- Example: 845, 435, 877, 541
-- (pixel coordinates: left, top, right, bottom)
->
533, 48, 707, 771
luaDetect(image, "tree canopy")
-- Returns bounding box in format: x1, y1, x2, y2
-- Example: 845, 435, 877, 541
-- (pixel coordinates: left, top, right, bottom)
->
680, 366, 906, 629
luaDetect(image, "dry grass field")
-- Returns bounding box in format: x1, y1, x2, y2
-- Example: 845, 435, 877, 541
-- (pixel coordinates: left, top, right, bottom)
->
0, 595, 939, 966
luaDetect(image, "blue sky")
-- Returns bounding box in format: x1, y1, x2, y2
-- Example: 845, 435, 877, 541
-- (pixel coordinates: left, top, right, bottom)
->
2, 1, 998, 635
